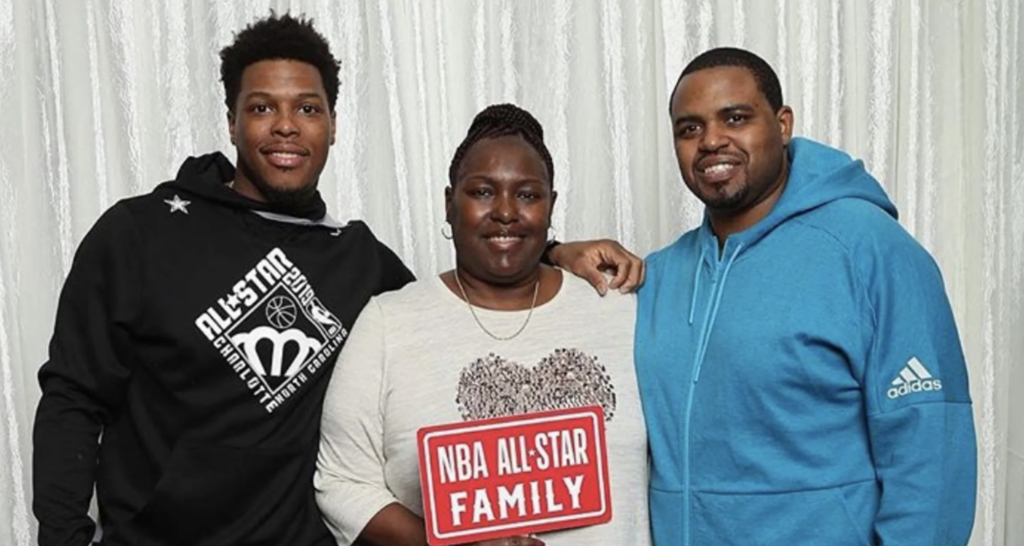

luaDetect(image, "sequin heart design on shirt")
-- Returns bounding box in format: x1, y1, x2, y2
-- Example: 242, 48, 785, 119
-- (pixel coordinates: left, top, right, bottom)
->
455, 349, 616, 422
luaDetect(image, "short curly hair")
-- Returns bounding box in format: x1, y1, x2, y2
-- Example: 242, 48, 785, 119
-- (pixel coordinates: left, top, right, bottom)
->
219, 12, 340, 112
670, 47, 784, 112
448, 104, 555, 188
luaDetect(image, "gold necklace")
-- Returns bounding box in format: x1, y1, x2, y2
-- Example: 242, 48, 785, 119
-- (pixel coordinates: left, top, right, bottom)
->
453, 271, 540, 341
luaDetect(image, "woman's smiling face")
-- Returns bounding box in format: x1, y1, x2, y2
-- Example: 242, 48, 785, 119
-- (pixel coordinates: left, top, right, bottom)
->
446, 134, 555, 286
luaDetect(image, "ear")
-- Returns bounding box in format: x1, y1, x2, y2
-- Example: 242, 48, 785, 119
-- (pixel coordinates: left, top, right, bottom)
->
548, 190, 558, 228
777, 106, 794, 146
227, 109, 237, 145
444, 185, 454, 224
330, 110, 337, 145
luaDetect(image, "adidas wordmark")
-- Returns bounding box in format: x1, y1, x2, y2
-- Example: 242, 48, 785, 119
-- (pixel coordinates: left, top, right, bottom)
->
887, 357, 943, 399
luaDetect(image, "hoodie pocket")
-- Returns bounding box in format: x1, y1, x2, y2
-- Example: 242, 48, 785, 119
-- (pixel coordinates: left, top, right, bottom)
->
690, 480, 878, 546
649, 487, 685, 546
128, 441, 310, 545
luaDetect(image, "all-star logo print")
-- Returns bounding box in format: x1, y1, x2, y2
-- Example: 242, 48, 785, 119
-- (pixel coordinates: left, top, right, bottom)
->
194, 247, 348, 413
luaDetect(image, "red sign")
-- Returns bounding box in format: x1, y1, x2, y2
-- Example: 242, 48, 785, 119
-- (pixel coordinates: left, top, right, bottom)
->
417, 406, 611, 545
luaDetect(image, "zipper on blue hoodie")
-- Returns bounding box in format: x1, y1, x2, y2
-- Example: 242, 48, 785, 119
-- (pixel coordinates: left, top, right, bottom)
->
681, 238, 742, 545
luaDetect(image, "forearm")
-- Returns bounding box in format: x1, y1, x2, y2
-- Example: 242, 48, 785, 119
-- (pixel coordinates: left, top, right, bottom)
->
357, 502, 428, 546
546, 238, 645, 294
870, 403, 976, 545
33, 386, 103, 546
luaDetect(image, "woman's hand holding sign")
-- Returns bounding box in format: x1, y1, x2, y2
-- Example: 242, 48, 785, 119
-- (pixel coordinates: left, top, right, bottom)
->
464, 536, 544, 546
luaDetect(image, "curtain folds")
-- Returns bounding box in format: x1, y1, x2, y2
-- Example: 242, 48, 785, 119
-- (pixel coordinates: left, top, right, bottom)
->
0, 1, 1020, 544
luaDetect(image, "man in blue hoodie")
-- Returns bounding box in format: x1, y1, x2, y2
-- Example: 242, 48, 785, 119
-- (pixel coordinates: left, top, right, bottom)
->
636, 47, 977, 545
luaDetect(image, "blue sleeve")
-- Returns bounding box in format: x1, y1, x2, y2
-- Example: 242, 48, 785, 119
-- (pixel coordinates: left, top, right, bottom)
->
861, 236, 976, 545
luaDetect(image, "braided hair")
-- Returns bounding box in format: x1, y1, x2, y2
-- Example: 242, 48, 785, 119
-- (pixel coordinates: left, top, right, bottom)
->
448, 104, 554, 187
670, 47, 784, 113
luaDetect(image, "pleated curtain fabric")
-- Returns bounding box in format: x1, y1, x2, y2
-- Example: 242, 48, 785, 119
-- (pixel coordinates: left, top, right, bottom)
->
0, 1, 1021, 545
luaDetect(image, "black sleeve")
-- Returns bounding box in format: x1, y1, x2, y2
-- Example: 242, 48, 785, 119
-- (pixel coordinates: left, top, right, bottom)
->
33, 204, 142, 546
374, 240, 415, 295
540, 239, 561, 266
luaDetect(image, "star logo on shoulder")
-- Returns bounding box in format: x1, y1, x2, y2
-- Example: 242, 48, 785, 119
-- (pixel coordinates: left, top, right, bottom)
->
164, 195, 191, 214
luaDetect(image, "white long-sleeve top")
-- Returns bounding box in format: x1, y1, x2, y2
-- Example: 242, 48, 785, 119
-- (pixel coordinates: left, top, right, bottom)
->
315, 273, 650, 546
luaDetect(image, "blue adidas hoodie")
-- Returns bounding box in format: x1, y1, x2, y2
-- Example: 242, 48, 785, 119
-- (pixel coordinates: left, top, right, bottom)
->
636, 138, 976, 546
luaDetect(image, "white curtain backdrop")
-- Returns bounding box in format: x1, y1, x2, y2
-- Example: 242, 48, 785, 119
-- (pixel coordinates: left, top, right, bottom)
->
0, 1, 1021, 544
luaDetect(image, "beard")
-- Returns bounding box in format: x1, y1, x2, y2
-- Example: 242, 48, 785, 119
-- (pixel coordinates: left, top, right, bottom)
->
686, 176, 752, 214
686, 158, 787, 216
236, 161, 320, 216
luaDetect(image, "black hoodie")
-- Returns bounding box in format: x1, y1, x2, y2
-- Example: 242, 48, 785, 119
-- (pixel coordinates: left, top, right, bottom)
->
33, 153, 414, 546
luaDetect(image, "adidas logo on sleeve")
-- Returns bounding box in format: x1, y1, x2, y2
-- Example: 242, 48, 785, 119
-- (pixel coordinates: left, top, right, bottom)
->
887, 357, 943, 399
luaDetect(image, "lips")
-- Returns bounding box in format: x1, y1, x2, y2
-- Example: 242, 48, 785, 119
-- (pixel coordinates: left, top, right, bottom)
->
261, 144, 310, 169
483, 230, 527, 251
696, 155, 742, 183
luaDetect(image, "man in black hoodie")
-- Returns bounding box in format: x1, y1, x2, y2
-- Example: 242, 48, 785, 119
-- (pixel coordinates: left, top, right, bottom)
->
32, 13, 642, 546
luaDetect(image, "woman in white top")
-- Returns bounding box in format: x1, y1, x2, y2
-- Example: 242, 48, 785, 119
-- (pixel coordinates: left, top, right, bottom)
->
315, 104, 650, 546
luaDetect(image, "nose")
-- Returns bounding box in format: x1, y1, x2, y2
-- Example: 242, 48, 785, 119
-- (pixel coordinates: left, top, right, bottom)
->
698, 122, 728, 152
272, 111, 299, 137
490, 191, 518, 223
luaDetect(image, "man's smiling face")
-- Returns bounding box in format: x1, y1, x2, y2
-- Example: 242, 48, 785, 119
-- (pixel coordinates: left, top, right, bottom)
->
670, 65, 792, 217
228, 59, 336, 207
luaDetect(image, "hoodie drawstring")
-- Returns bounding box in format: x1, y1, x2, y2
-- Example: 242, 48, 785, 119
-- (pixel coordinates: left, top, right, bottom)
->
688, 245, 707, 325
692, 242, 743, 383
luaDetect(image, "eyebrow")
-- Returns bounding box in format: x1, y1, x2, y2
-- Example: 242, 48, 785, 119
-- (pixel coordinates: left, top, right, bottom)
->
674, 103, 757, 126
460, 173, 549, 186
243, 91, 325, 102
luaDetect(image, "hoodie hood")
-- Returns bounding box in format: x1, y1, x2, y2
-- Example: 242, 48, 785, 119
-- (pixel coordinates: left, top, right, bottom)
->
684, 137, 899, 376
158, 152, 328, 221
700, 137, 897, 253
